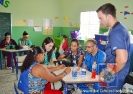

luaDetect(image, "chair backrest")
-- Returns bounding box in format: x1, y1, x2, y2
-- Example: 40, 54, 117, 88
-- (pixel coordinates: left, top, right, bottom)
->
14, 82, 24, 94
16, 55, 27, 66
17, 55, 27, 63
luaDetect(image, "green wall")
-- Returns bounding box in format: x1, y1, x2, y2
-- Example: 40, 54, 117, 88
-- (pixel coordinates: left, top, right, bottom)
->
0, 0, 133, 46
12, 26, 61, 46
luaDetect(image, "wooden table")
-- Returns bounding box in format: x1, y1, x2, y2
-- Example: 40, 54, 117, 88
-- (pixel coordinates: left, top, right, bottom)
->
0, 48, 31, 80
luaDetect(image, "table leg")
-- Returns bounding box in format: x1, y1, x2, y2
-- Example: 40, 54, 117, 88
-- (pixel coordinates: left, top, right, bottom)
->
0, 51, 2, 70
64, 83, 68, 94
11, 53, 14, 73
16, 57, 18, 80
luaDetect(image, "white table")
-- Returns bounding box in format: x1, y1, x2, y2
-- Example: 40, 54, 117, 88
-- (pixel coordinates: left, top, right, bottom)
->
0, 48, 31, 80
53, 67, 101, 94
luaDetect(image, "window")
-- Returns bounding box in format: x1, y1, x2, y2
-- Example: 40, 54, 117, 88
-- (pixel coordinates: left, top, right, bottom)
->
80, 11, 100, 40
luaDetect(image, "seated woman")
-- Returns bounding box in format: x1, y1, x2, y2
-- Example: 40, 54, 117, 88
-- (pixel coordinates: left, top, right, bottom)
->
18, 31, 32, 48
42, 37, 57, 65
58, 38, 84, 67
18, 46, 71, 94
0, 32, 17, 69
18, 31, 32, 55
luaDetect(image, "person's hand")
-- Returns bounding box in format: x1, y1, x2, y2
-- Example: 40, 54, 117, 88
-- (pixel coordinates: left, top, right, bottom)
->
64, 67, 71, 74
61, 58, 67, 61
58, 64, 65, 69
47, 65, 53, 68
77, 67, 80, 71
99, 69, 104, 78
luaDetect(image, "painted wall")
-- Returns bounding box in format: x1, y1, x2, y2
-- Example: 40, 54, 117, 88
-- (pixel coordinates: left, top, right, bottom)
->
0, 0, 62, 26
0, 0, 133, 46
61, 0, 133, 35
0, 0, 62, 46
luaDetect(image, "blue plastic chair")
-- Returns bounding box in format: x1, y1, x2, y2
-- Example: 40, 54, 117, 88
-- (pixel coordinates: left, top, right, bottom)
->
0, 51, 7, 70
14, 82, 24, 94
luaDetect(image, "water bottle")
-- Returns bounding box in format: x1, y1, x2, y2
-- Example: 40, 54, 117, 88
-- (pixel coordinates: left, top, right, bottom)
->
81, 61, 87, 79
91, 62, 97, 79
72, 60, 77, 79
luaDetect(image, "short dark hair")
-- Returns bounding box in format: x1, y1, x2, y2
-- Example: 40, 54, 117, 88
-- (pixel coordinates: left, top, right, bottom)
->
71, 38, 79, 46
87, 39, 97, 46
21, 46, 44, 72
5, 32, 10, 37
23, 31, 28, 36
96, 3, 116, 18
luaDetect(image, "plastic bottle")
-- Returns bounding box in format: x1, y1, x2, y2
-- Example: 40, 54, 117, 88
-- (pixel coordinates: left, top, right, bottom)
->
81, 61, 87, 79
72, 60, 77, 79
91, 62, 97, 79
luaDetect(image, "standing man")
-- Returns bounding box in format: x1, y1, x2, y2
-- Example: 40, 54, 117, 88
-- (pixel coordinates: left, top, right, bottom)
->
96, 3, 130, 93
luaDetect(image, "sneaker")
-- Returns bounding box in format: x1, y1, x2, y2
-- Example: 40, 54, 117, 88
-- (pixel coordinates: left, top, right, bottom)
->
7, 67, 12, 69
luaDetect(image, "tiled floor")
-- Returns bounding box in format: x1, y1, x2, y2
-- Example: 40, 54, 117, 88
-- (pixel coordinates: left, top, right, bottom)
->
0, 67, 64, 94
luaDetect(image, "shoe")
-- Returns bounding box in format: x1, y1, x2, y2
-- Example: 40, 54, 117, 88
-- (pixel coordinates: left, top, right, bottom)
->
59, 84, 64, 91
7, 67, 12, 69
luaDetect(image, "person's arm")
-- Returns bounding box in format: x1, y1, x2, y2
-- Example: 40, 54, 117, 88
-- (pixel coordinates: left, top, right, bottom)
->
0, 40, 5, 48
77, 55, 84, 67
58, 49, 69, 60
47, 64, 65, 72
58, 54, 66, 60
115, 49, 128, 73
32, 64, 71, 83
28, 40, 32, 46
12, 39, 17, 46
18, 39, 23, 48
77, 49, 84, 67
110, 30, 129, 73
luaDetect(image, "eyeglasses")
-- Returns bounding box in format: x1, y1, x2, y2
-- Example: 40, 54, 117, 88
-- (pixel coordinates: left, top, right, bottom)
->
86, 45, 95, 48
6, 37, 10, 38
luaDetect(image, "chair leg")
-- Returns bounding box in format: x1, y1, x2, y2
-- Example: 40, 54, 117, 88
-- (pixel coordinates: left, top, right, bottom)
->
4, 57, 7, 68
16, 57, 18, 80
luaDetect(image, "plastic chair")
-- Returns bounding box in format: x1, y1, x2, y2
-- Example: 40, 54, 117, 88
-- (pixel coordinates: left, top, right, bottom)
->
14, 82, 24, 94
16, 55, 26, 80
0, 52, 7, 70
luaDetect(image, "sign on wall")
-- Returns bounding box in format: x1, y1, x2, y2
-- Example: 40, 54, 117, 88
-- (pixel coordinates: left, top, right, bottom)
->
42, 19, 53, 35
0, 0, 10, 8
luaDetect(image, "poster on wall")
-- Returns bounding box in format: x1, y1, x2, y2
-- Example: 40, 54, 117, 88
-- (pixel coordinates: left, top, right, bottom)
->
28, 19, 34, 26
34, 26, 42, 32
42, 19, 53, 35
14, 20, 26, 26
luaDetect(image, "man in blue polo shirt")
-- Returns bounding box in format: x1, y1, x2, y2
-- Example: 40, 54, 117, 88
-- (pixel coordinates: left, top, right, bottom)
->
96, 3, 130, 94
78, 39, 106, 94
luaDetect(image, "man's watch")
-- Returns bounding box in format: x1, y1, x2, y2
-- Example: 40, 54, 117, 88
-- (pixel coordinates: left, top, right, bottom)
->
62, 72, 67, 76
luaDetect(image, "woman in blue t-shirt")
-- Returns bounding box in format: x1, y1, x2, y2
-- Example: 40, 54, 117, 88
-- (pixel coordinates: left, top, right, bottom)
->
42, 37, 56, 65
18, 46, 71, 94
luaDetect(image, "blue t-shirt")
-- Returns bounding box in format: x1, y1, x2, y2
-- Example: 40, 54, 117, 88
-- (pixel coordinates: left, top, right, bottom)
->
78, 50, 105, 94
105, 22, 130, 90
18, 62, 47, 93
84, 49, 106, 74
